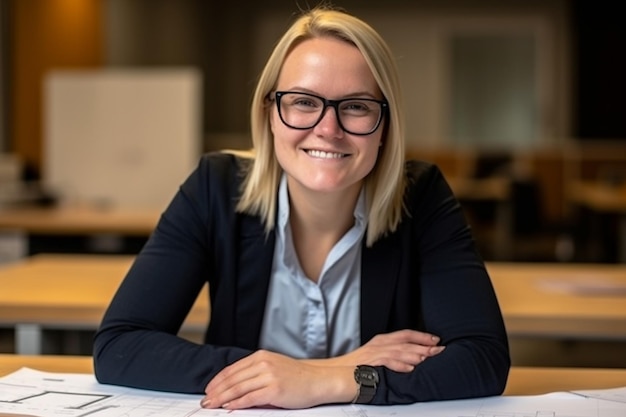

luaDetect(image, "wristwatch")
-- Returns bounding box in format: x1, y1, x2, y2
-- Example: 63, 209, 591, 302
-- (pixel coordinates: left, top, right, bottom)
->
353, 365, 379, 404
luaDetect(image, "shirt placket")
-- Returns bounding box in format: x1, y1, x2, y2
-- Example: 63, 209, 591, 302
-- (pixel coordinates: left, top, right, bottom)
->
304, 282, 328, 358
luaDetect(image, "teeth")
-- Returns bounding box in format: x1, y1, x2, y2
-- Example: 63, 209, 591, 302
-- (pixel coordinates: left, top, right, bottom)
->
307, 150, 345, 159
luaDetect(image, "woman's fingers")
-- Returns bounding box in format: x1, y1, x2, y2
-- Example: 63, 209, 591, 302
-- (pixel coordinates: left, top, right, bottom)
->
202, 350, 355, 410
370, 329, 441, 347
316, 329, 445, 371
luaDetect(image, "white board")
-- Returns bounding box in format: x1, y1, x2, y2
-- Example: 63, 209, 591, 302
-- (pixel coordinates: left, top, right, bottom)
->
43, 68, 202, 210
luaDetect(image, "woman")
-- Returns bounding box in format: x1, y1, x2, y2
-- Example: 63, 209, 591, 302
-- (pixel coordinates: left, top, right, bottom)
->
94, 6, 510, 410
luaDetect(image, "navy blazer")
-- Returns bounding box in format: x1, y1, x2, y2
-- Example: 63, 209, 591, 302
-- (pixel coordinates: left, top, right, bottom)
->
94, 152, 510, 404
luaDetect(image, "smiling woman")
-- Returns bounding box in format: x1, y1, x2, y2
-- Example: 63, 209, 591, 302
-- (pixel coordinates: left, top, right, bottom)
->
93, 4, 510, 410
269, 35, 385, 240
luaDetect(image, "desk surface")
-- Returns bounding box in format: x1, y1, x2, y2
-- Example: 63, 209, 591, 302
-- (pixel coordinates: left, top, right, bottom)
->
567, 180, 626, 263
448, 176, 510, 201
0, 204, 160, 235
0, 254, 209, 330
487, 262, 626, 339
0, 354, 625, 396
3, 255, 626, 340
568, 181, 626, 213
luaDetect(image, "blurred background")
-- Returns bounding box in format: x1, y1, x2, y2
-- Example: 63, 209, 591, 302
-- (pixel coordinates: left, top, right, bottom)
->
1, 0, 625, 263
4, 0, 625, 156
0, 0, 625, 365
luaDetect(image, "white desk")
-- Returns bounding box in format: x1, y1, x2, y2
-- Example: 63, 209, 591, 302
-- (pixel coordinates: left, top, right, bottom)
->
1, 354, 626, 396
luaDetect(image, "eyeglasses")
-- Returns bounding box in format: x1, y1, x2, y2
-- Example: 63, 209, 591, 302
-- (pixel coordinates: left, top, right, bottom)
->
271, 91, 388, 136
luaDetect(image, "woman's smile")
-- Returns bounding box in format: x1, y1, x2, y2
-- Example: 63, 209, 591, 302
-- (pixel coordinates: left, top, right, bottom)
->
304, 149, 350, 159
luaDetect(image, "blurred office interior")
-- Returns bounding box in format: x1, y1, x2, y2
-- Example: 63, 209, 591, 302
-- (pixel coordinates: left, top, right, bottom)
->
0, 0, 625, 365
1, 0, 625, 263
1, 0, 625, 264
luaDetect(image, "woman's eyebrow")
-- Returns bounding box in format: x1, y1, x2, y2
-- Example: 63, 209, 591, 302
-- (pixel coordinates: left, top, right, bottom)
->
279, 87, 380, 99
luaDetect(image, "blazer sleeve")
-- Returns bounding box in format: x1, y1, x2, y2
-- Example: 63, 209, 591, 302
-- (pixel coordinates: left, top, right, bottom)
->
372, 161, 510, 404
93, 153, 253, 393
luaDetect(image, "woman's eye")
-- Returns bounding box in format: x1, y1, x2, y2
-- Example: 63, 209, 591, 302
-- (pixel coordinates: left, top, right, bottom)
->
342, 101, 370, 113
293, 99, 316, 107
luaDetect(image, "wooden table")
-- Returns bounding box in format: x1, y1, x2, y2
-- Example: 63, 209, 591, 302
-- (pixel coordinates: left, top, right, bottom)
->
448, 176, 510, 202
0, 354, 93, 375
448, 176, 513, 260
0, 204, 161, 263
0, 254, 209, 354
567, 180, 626, 262
0, 354, 624, 396
568, 181, 626, 213
0, 204, 160, 236
3, 255, 625, 353
503, 366, 626, 395
487, 262, 626, 340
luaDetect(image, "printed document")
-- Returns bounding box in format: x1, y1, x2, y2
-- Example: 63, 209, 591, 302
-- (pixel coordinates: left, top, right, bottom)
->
1, 368, 625, 417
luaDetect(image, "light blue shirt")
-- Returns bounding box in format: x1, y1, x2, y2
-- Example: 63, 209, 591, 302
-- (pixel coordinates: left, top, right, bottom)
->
258, 175, 367, 358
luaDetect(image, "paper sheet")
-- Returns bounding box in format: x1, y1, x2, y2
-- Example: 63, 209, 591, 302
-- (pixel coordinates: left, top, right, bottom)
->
1, 368, 626, 417
572, 386, 626, 403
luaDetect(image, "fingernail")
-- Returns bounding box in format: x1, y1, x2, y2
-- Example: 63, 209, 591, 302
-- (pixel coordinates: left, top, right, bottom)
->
431, 336, 440, 343
200, 397, 211, 408
430, 346, 446, 354
222, 402, 230, 409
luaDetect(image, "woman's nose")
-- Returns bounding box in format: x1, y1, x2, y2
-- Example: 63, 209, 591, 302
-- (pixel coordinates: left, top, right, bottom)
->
314, 106, 345, 137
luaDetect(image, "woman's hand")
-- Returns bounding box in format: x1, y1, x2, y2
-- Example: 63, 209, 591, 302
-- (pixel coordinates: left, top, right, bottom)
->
201, 330, 444, 410
308, 329, 445, 372
201, 350, 355, 410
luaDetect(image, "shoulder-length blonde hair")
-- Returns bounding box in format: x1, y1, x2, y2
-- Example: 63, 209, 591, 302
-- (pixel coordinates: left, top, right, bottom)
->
236, 6, 406, 247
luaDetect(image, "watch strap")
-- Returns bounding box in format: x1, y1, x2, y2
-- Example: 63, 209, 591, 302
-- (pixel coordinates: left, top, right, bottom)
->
353, 365, 378, 404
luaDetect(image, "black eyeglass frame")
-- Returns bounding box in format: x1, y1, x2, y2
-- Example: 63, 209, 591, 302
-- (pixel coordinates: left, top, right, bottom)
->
271, 91, 389, 136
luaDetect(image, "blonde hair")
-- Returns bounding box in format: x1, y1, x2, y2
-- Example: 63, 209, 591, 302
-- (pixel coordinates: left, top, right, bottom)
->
235, 6, 406, 247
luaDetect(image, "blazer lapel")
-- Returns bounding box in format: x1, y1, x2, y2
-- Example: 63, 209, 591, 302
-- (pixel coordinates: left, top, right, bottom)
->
360, 230, 402, 344
234, 213, 275, 350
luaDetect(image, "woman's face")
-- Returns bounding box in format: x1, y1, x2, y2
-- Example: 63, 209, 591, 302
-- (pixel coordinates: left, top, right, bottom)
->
270, 36, 385, 198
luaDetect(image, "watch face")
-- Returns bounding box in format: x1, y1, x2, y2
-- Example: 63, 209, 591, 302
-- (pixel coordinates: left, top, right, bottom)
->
356, 365, 379, 386
354, 366, 378, 404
